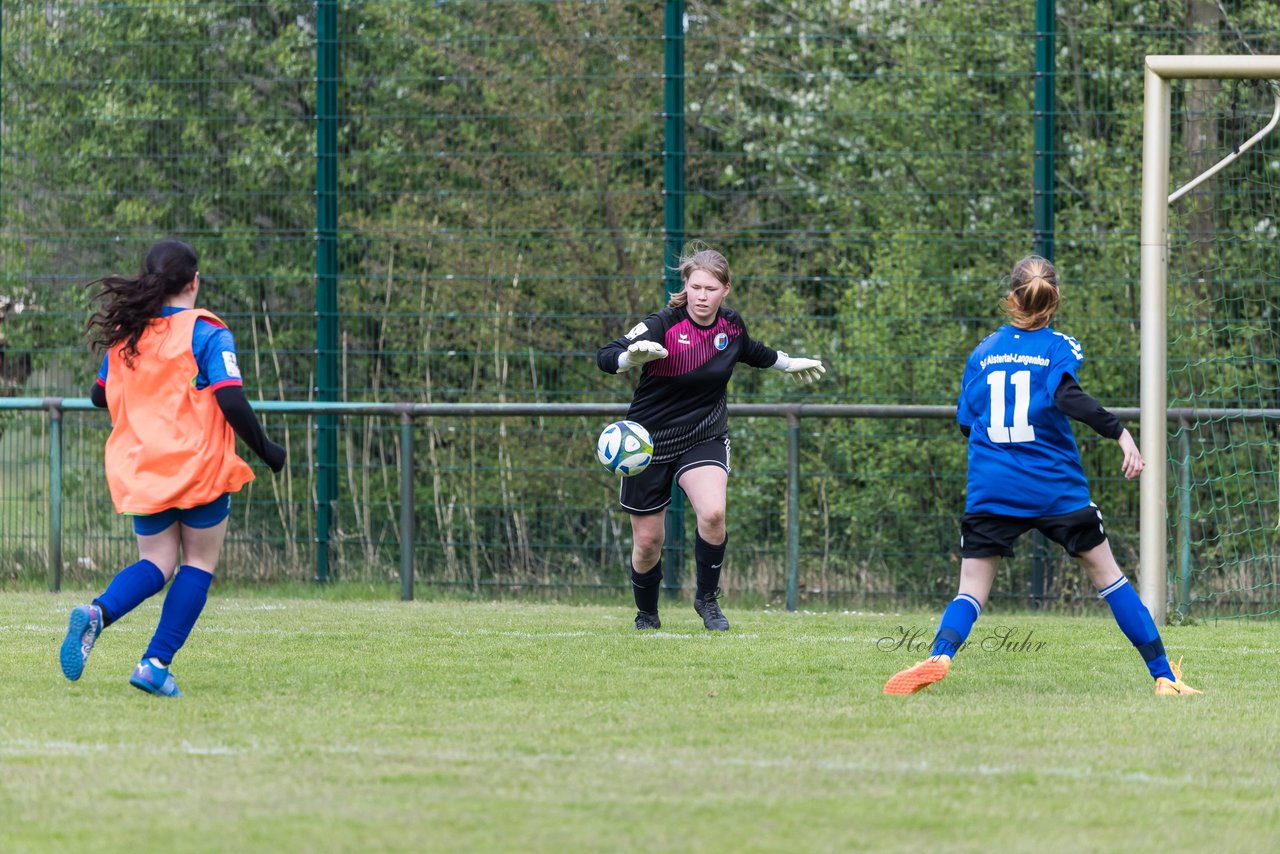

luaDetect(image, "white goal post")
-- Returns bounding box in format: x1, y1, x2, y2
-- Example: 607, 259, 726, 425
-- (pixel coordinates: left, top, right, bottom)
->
1139, 55, 1280, 623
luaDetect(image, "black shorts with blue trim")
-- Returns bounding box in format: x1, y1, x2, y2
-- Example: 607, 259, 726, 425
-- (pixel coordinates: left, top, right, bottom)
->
618, 434, 730, 516
960, 504, 1107, 558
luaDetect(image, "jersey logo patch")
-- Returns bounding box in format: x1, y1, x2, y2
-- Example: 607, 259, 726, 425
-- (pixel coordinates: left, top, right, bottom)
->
222, 351, 242, 379
678, 333, 690, 345
624, 322, 648, 341
713, 332, 728, 351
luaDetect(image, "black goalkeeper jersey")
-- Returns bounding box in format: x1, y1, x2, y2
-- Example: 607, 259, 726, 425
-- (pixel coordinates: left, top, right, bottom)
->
596, 306, 778, 462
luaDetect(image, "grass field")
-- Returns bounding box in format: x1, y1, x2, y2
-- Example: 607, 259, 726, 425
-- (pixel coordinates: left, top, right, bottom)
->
2, 592, 1277, 853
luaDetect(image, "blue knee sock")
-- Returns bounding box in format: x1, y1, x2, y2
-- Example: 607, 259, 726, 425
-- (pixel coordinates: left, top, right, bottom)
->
930, 593, 982, 658
1098, 576, 1175, 681
144, 566, 213, 665
94, 559, 167, 626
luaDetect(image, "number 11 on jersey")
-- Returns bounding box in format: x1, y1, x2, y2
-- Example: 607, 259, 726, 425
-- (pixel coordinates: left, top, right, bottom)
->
986, 370, 1036, 444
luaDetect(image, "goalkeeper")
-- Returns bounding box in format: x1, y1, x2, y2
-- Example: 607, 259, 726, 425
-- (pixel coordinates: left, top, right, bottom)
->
883, 255, 1200, 697
596, 244, 824, 631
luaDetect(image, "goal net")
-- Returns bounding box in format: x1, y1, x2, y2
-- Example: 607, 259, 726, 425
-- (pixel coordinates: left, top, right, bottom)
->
1143, 56, 1280, 620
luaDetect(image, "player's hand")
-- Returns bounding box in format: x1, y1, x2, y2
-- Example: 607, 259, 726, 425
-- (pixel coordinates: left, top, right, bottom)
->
783, 356, 826, 384
618, 340, 669, 371
263, 440, 287, 473
627, 340, 668, 363
1117, 428, 1144, 479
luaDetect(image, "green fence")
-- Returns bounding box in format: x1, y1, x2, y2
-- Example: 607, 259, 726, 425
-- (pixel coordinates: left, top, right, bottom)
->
0, 396, 1128, 609
7, 396, 1278, 616
2, 2, 1279, 613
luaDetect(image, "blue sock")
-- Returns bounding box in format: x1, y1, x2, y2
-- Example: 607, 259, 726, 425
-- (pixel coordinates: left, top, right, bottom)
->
930, 594, 982, 657
1098, 576, 1175, 681
144, 566, 213, 665
94, 559, 167, 626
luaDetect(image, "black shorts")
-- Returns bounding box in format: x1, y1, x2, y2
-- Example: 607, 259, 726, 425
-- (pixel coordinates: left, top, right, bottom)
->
618, 434, 731, 515
960, 504, 1108, 558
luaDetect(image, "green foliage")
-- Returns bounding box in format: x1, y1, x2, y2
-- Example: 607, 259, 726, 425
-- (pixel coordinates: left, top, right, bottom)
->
1, 3, 1277, 606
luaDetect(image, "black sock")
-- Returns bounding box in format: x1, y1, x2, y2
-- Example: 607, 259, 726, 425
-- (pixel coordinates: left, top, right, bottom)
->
92, 598, 114, 628
695, 532, 727, 600
631, 559, 663, 614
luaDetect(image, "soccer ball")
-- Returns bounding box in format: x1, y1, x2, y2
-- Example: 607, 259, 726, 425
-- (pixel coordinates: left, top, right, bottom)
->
596, 420, 653, 477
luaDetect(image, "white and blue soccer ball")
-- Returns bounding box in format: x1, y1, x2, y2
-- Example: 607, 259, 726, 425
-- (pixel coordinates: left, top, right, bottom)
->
596, 420, 653, 477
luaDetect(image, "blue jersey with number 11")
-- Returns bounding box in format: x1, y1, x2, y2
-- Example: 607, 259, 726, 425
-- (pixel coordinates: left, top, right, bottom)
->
957, 325, 1092, 517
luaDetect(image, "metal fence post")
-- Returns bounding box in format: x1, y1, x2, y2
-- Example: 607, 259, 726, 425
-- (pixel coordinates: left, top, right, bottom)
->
785, 412, 800, 611
660, 0, 687, 595
314, 0, 339, 583
46, 400, 63, 592
400, 411, 415, 602
1177, 423, 1192, 616
1033, 0, 1056, 261
1029, 0, 1057, 608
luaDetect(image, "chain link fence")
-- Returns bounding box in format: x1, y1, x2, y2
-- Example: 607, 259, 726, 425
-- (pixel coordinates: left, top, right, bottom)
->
2, 2, 1278, 613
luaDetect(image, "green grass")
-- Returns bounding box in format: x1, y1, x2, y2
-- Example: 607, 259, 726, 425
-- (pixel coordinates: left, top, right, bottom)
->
2, 594, 1277, 853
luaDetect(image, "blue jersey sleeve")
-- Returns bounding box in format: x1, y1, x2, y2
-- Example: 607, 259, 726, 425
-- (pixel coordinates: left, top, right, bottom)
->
96, 354, 108, 387
956, 351, 983, 428
1044, 330, 1084, 401
192, 319, 243, 390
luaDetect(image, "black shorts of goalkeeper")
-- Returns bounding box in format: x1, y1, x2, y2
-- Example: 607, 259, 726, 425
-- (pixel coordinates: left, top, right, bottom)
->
618, 434, 730, 515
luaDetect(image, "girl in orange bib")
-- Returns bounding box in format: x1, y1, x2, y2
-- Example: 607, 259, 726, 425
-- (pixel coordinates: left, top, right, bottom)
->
60, 240, 286, 697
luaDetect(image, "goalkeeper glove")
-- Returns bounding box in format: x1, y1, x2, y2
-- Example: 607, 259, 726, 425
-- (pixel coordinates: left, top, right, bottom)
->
616, 340, 669, 372
772, 351, 826, 384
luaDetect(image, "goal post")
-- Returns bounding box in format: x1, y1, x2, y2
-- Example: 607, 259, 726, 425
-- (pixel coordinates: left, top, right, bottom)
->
1140, 55, 1280, 623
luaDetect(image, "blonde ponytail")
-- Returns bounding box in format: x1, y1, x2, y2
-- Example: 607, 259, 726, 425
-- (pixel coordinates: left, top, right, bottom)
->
1005, 255, 1059, 330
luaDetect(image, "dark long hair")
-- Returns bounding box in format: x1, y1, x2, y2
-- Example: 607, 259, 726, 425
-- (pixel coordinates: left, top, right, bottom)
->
85, 240, 199, 367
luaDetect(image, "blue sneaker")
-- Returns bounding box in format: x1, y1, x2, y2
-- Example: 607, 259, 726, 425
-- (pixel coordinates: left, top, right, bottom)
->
59, 604, 104, 681
129, 658, 182, 697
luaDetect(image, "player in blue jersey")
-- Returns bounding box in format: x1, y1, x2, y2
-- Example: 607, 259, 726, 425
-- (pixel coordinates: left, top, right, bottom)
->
883, 255, 1200, 696
597, 246, 825, 631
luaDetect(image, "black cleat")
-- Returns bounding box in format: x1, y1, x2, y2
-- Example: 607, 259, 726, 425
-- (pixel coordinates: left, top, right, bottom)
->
694, 590, 730, 631
634, 610, 661, 630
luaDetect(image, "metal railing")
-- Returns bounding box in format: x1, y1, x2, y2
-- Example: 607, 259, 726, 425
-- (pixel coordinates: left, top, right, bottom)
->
5, 398, 1278, 613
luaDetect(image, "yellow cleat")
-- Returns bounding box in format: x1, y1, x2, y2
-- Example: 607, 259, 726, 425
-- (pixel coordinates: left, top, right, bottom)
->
1154, 656, 1202, 696
883, 655, 951, 695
